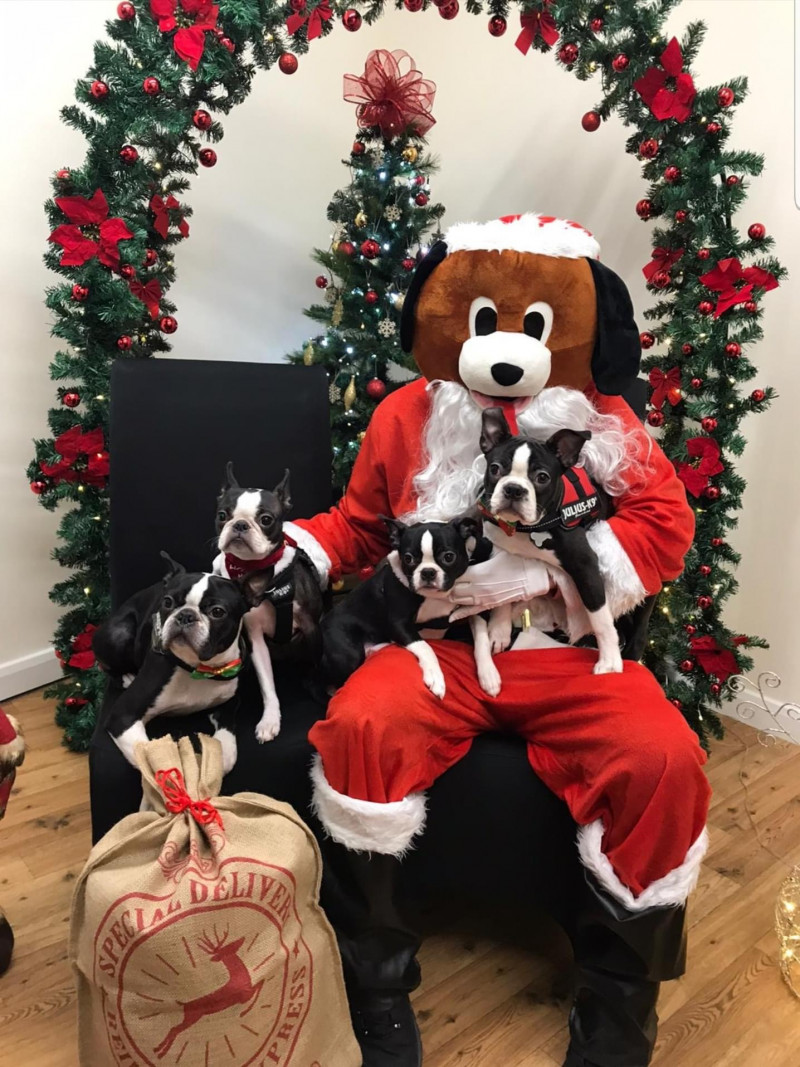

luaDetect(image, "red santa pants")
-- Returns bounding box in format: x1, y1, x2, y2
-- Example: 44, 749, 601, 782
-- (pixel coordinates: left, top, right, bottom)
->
309, 641, 711, 907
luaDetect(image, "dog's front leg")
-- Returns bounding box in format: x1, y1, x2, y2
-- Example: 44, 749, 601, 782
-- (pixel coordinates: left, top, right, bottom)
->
389, 618, 446, 698
487, 602, 514, 654
553, 529, 622, 675
245, 612, 281, 742
470, 615, 501, 697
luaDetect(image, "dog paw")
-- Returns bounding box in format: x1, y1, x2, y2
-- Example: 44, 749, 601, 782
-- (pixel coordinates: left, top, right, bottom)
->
122, 673, 135, 689
593, 654, 623, 675
255, 708, 281, 743
423, 667, 446, 700
478, 661, 502, 698
488, 620, 512, 656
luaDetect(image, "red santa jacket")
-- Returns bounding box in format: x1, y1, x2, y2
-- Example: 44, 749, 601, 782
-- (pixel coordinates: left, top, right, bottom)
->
293, 379, 694, 599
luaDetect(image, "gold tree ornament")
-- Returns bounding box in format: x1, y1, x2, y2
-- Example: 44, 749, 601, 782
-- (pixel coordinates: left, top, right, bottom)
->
357, 430, 366, 442
776, 867, 800, 997
303, 343, 314, 366
355, 211, 368, 228
402, 146, 418, 164
344, 375, 357, 411
331, 299, 344, 327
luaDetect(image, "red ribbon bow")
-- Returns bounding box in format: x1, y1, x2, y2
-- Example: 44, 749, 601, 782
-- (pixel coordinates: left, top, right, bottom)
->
633, 37, 696, 123
286, 0, 332, 40
648, 367, 682, 409
699, 257, 778, 317
150, 0, 220, 70
516, 1, 559, 54
642, 246, 684, 282
689, 635, 739, 683
49, 189, 133, 272
676, 436, 724, 498
155, 767, 223, 828
40, 425, 109, 487
344, 49, 437, 140
56, 623, 98, 670
129, 278, 163, 319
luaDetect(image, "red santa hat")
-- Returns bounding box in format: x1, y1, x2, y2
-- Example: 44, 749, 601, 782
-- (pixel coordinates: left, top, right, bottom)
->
444, 212, 600, 260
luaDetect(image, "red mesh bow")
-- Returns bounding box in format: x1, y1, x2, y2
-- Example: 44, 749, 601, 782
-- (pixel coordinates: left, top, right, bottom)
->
649, 367, 682, 409
699, 257, 778, 317
643, 246, 684, 282
155, 767, 223, 828
40, 426, 109, 487
150, 0, 220, 70
676, 436, 723, 498
516, 1, 559, 54
690, 635, 740, 682
286, 0, 332, 41
49, 189, 132, 271
344, 50, 437, 140
634, 37, 696, 123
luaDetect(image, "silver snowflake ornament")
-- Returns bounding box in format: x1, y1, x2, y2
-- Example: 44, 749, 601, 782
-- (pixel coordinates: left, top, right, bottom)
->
377, 319, 397, 338
384, 205, 402, 222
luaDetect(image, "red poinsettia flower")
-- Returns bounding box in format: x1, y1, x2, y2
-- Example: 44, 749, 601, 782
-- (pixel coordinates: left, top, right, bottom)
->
634, 37, 696, 123
642, 246, 684, 282
648, 367, 681, 409
699, 257, 778, 317
676, 436, 723, 497
57, 623, 98, 670
150, 0, 220, 70
49, 190, 133, 272
689, 635, 740, 683
40, 426, 109, 487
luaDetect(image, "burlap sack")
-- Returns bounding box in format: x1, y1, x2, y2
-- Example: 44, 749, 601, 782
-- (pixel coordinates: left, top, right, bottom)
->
70, 734, 361, 1067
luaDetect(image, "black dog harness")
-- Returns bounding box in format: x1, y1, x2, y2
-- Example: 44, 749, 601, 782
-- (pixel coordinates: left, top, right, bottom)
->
225, 535, 310, 645
479, 466, 603, 538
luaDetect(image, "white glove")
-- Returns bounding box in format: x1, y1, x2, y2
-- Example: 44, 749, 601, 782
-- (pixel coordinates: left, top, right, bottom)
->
449, 553, 554, 620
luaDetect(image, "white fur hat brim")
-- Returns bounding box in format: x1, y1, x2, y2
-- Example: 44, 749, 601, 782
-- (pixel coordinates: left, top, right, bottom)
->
444, 212, 600, 260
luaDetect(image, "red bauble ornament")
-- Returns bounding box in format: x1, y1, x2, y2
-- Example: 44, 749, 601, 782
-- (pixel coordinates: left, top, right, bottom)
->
698, 564, 712, 577
159, 315, 178, 334
675, 209, 688, 223
143, 76, 161, 95
639, 139, 659, 159
339, 241, 355, 257
724, 342, 741, 358
90, 80, 109, 100
697, 595, 713, 610
748, 222, 765, 241
558, 43, 579, 65
726, 175, 740, 187
705, 121, 722, 134
680, 659, 695, 673
364, 289, 379, 305
682, 343, 694, 355
612, 53, 629, 73
30, 480, 48, 495
117, 335, 133, 351
402, 257, 416, 271
199, 148, 217, 167
65, 695, 88, 708
698, 300, 714, 315
664, 165, 681, 183
589, 16, 603, 30
343, 8, 362, 30
119, 264, 136, 281
710, 682, 722, 697
744, 300, 758, 314
117, 1, 136, 19
219, 36, 235, 52
701, 416, 718, 432
647, 410, 665, 428
62, 391, 81, 409
414, 175, 426, 186
279, 53, 298, 75
581, 111, 601, 133
415, 192, 429, 206
352, 141, 366, 155
652, 269, 671, 290
697, 247, 711, 260
193, 109, 212, 131
404, 0, 424, 10
691, 377, 703, 389
360, 239, 380, 258
670, 699, 683, 710
640, 331, 655, 349
718, 86, 735, 108
711, 537, 724, 548
438, 0, 459, 19
751, 388, 766, 403
119, 144, 139, 165
315, 276, 329, 290
488, 15, 507, 36
366, 378, 387, 400
704, 485, 721, 500
56, 168, 71, 181
635, 198, 653, 220
71, 284, 89, 302
143, 248, 158, 267
684, 624, 697, 636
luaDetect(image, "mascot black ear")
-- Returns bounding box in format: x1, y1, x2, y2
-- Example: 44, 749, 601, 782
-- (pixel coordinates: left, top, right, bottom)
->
586, 258, 642, 396
399, 240, 449, 354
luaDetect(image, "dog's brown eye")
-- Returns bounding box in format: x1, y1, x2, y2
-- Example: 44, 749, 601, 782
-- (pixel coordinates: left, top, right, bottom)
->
259, 514, 274, 528
162, 595, 174, 610
208, 605, 226, 619
440, 550, 457, 566
489, 462, 502, 478
535, 471, 551, 485
403, 552, 415, 566
217, 510, 227, 522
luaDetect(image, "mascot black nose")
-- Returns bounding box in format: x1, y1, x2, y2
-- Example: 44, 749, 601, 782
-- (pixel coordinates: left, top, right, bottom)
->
490, 363, 524, 387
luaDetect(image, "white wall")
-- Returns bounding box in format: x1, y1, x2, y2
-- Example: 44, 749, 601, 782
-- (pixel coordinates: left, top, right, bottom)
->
1, 0, 798, 701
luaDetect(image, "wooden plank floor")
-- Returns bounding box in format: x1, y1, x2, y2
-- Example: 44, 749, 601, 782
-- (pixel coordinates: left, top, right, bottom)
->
2, 688, 799, 1065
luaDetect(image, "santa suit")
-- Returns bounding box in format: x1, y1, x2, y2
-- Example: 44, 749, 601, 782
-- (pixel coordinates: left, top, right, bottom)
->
289, 376, 710, 910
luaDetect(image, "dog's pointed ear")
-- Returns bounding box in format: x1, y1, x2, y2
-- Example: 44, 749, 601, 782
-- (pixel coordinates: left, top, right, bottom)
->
273, 468, 291, 512
480, 406, 513, 455
224, 461, 239, 490
586, 258, 641, 396
240, 570, 271, 609
451, 509, 482, 543
160, 551, 186, 579
399, 240, 449, 354
380, 514, 406, 550
547, 429, 592, 468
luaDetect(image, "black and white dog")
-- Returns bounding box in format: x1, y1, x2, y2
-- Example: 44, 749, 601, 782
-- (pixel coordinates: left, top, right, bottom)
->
321, 515, 502, 698
478, 406, 622, 675
92, 554, 253, 772
213, 464, 322, 742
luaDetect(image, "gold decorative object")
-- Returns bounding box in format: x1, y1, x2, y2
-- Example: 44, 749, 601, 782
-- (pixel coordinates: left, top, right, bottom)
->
402, 146, 418, 164
355, 211, 368, 228
332, 578, 345, 592
303, 343, 314, 366
343, 375, 357, 411
357, 431, 366, 443
331, 299, 344, 327
777, 867, 800, 998
329, 383, 341, 403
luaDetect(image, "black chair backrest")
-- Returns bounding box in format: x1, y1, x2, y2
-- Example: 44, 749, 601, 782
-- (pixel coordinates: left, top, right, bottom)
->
108, 360, 331, 607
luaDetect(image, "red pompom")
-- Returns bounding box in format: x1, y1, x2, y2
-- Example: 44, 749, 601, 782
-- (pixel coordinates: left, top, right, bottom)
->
647, 410, 665, 428
639, 331, 655, 349
697, 247, 711, 261
117, 1, 136, 19
315, 275, 329, 289
705, 121, 722, 134
366, 378, 387, 400
635, 198, 653, 220
143, 248, 158, 267
698, 564, 712, 577
751, 388, 766, 403
703, 485, 721, 500
581, 111, 601, 133
488, 15, 507, 36
639, 139, 659, 159
30, 480, 48, 495
697, 595, 713, 610
364, 289, 379, 305
664, 165, 681, 183
279, 53, 298, 75
682, 343, 694, 355
343, 8, 362, 30
62, 391, 81, 408
360, 239, 380, 258
748, 222, 765, 241
701, 416, 718, 432
415, 192, 429, 206
558, 43, 579, 65
90, 80, 109, 100
402, 257, 416, 271
159, 315, 178, 334
718, 86, 735, 108
117, 335, 133, 351
612, 54, 629, 73
193, 109, 212, 131
143, 76, 161, 95
698, 300, 714, 315
675, 209, 688, 223
71, 284, 89, 302
199, 148, 217, 167
119, 144, 139, 165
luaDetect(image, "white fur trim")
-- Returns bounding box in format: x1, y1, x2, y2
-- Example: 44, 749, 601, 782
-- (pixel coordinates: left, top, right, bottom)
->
445, 214, 600, 260
577, 819, 709, 911
586, 520, 647, 619
310, 754, 426, 857
284, 522, 331, 588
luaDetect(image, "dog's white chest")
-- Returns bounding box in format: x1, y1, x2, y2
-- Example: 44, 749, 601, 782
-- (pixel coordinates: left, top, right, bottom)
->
143, 671, 237, 723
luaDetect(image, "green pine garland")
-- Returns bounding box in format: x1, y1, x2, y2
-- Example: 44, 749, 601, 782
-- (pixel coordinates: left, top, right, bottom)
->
29, 0, 783, 750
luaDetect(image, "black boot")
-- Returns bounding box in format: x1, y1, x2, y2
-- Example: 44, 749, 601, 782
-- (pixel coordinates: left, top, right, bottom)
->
335, 851, 422, 1067
563, 872, 687, 1067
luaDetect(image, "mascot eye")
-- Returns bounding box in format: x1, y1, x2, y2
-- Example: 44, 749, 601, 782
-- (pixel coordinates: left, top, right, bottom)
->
208, 605, 226, 619
469, 296, 498, 337
162, 595, 174, 610
522, 301, 554, 344
217, 510, 227, 522
259, 513, 274, 528
440, 550, 457, 566
488, 462, 502, 478
535, 471, 551, 485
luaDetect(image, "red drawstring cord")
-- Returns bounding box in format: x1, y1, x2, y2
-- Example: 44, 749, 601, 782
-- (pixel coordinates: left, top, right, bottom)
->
154, 767, 223, 829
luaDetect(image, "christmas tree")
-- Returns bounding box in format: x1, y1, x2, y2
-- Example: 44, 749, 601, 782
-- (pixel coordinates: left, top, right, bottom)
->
287, 49, 444, 492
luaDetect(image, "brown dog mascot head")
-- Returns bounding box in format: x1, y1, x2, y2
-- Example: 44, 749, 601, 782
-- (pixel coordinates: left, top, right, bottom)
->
400, 213, 641, 418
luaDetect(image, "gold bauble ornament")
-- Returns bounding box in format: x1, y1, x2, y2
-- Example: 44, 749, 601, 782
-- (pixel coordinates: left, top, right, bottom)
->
357, 431, 366, 443
355, 211, 368, 228
344, 375, 357, 412
303, 343, 314, 366
331, 299, 344, 327
402, 146, 418, 164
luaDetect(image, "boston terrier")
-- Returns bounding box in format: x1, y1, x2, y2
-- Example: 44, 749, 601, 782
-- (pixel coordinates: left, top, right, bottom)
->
478, 406, 623, 675
92, 553, 253, 772
212, 464, 323, 743
321, 515, 503, 698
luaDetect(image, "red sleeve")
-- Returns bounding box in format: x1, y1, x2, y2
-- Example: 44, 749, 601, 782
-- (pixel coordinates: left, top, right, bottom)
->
594, 393, 695, 595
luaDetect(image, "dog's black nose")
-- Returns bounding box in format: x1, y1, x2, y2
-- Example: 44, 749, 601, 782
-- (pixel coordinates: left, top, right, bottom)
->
233, 520, 249, 533
503, 483, 527, 500
176, 609, 196, 627
419, 568, 438, 583
490, 362, 524, 387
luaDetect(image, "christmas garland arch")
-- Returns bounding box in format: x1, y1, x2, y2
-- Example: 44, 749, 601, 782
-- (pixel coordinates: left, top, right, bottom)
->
30, 0, 785, 750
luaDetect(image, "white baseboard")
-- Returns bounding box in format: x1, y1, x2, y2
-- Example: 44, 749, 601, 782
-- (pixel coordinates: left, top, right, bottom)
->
0, 647, 62, 702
